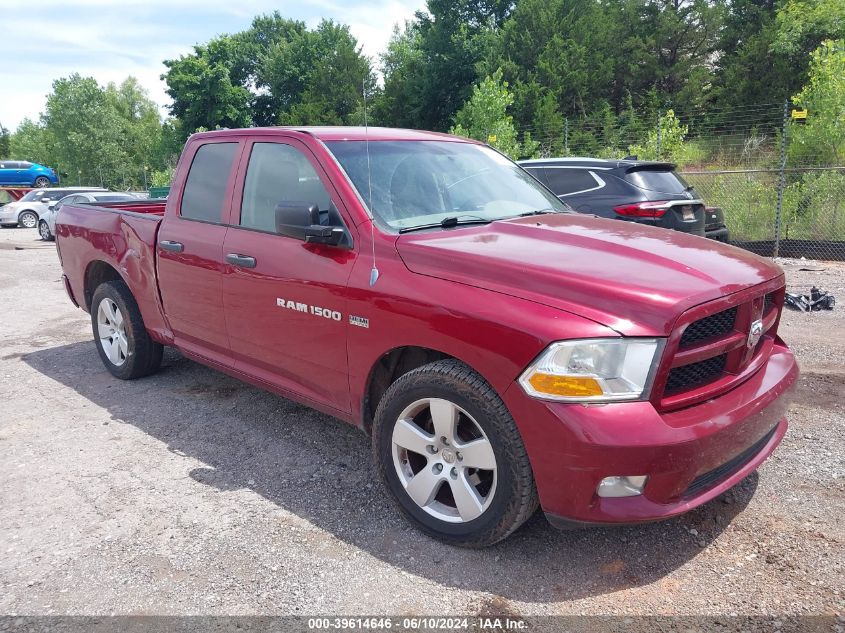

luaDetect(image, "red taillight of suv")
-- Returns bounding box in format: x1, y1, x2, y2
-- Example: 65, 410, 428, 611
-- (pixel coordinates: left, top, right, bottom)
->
613, 201, 672, 218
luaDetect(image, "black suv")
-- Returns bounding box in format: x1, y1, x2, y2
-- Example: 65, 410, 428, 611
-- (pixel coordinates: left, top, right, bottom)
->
519, 157, 728, 241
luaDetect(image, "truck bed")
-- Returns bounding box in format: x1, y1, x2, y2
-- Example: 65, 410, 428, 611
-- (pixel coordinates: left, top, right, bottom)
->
78, 199, 167, 216
56, 198, 170, 339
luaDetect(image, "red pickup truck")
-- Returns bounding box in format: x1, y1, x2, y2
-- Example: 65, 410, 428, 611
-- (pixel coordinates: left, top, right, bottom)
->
55, 127, 798, 547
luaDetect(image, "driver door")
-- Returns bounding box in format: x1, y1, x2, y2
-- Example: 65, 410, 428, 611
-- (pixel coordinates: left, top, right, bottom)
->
222, 136, 357, 413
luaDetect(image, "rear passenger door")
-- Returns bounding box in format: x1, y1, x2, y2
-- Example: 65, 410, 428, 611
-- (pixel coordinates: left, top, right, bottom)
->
221, 136, 357, 413
157, 140, 242, 367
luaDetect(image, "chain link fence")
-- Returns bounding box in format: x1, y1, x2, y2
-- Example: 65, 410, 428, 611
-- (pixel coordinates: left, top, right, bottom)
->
518, 101, 845, 261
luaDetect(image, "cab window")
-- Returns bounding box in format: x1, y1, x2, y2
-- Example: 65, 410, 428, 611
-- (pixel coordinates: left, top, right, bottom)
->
239, 143, 332, 233
180, 142, 238, 223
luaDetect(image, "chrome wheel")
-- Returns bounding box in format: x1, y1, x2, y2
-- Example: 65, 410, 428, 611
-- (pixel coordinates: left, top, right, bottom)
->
34, 177, 50, 188
97, 298, 128, 366
19, 212, 37, 229
38, 221, 51, 241
391, 398, 497, 523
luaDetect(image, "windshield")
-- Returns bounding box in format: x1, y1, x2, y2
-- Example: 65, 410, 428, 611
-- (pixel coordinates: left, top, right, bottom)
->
325, 140, 568, 230
20, 190, 48, 202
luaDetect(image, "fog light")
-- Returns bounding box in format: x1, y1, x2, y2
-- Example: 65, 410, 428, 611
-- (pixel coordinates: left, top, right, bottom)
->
597, 475, 648, 498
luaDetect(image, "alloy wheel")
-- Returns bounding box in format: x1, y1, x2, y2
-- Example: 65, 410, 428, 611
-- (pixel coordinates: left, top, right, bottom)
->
391, 398, 497, 523
97, 298, 128, 366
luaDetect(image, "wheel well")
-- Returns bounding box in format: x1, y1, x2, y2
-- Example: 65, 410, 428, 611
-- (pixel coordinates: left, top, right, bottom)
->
83, 261, 122, 311
362, 346, 453, 434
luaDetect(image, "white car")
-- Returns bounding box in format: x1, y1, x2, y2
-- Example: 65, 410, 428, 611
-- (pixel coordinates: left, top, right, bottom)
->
1, 187, 107, 229
39, 191, 139, 241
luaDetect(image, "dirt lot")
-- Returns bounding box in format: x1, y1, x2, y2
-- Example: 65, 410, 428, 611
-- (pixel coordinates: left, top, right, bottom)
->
0, 226, 843, 617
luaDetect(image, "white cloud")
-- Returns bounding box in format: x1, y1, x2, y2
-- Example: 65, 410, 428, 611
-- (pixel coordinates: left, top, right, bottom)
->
0, 0, 425, 131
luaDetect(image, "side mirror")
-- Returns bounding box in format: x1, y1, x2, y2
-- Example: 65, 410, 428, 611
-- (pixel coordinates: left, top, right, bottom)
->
48, 203, 57, 211
275, 202, 344, 246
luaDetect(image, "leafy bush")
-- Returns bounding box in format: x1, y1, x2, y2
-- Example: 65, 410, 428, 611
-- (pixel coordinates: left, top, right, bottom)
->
450, 69, 539, 159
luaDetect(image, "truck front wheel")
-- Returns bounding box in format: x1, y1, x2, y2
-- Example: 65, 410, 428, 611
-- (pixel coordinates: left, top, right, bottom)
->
373, 359, 538, 547
91, 280, 163, 380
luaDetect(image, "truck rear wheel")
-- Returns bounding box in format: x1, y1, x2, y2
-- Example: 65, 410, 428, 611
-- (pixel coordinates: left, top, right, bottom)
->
91, 280, 163, 380
372, 359, 538, 547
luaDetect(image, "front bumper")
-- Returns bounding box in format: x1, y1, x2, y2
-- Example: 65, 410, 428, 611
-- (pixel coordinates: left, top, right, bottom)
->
503, 340, 798, 526
0, 207, 20, 224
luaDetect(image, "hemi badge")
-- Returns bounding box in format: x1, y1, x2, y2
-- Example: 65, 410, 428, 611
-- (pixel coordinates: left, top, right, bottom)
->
349, 315, 369, 329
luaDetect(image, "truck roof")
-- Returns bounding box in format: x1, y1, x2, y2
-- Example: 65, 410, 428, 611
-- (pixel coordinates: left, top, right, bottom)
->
190, 126, 479, 143
519, 157, 676, 170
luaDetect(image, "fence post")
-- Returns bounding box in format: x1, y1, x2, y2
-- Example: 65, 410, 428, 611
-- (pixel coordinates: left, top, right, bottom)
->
656, 111, 662, 160
564, 118, 569, 155
773, 98, 789, 258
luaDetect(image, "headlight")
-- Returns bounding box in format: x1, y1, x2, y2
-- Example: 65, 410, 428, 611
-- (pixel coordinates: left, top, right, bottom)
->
519, 338, 663, 402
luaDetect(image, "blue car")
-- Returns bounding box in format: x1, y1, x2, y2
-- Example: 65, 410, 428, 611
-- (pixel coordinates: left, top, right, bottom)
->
0, 160, 59, 187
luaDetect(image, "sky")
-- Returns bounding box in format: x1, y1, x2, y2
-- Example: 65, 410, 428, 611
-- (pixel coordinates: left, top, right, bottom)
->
0, 0, 426, 131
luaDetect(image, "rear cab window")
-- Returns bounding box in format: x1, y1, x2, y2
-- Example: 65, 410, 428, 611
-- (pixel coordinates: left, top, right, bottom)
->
180, 142, 239, 223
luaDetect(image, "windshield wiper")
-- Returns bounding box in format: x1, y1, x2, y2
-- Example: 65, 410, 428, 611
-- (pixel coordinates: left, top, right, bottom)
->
517, 209, 558, 217
398, 216, 492, 234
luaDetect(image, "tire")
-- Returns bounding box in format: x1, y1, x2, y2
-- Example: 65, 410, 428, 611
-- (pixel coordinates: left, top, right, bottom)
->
33, 176, 50, 188
373, 359, 538, 547
18, 211, 38, 229
38, 220, 53, 241
90, 280, 163, 380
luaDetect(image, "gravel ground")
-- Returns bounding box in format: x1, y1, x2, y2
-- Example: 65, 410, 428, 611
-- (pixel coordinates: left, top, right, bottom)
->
0, 226, 843, 617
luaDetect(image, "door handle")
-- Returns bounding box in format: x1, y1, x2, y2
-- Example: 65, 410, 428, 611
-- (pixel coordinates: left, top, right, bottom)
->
225, 253, 257, 268
158, 240, 184, 253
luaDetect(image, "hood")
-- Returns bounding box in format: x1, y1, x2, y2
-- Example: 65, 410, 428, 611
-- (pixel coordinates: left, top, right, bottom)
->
395, 214, 783, 336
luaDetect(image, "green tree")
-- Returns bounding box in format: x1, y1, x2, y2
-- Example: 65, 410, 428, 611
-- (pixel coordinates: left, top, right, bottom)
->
162, 37, 253, 135
162, 14, 374, 132
106, 78, 167, 185
773, 0, 845, 54
714, 0, 845, 110
0, 123, 9, 159
372, 24, 426, 127
379, 0, 511, 131
713, 0, 794, 108
22, 74, 168, 189
270, 21, 375, 125
450, 69, 538, 158
789, 39, 845, 165
485, 0, 723, 134
9, 119, 55, 168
